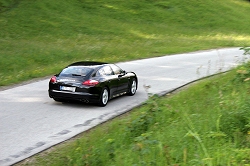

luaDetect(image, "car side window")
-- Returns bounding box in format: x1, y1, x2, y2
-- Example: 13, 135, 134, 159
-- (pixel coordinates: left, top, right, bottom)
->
96, 66, 113, 76
103, 66, 113, 75
110, 64, 123, 75
96, 68, 105, 76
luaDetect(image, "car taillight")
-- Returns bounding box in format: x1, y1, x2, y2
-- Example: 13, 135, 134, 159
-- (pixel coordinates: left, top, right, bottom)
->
82, 80, 99, 86
50, 76, 57, 83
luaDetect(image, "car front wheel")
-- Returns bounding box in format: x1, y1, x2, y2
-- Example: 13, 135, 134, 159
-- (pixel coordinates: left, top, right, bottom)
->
128, 78, 137, 96
99, 87, 109, 106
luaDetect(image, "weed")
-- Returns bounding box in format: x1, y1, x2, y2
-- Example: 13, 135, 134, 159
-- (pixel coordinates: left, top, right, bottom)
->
125, 96, 161, 139
132, 132, 159, 165
82, 147, 103, 166
105, 139, 116, 162
183, 113, 212, 166
240, 47, 250, 56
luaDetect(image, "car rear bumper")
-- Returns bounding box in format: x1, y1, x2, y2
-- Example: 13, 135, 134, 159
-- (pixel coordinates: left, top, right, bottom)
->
48, 90, 100, 103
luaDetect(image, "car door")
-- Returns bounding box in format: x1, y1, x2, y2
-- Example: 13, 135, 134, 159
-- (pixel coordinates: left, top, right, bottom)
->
97, 66, 118, 97
110, 64, 129, 93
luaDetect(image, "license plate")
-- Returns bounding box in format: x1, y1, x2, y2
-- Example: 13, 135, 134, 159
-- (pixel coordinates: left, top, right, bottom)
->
60, 86, 76, 92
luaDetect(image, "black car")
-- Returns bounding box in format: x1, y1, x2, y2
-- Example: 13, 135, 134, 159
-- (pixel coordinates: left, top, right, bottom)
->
48, 61, 138, 106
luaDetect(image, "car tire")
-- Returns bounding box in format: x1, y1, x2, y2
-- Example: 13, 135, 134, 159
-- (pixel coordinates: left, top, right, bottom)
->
128, 78, 137, 96
99, 87, 109, 107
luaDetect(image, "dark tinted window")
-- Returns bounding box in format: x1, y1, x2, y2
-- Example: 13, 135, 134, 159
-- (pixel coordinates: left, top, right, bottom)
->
59, 66, 93, 76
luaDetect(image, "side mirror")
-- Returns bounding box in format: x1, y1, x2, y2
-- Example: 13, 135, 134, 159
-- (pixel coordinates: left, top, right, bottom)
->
118, 70, 126, 77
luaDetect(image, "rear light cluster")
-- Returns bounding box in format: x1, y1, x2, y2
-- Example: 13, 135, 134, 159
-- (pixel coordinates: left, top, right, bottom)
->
82, 80, 99, 86
50, 76, 57, 83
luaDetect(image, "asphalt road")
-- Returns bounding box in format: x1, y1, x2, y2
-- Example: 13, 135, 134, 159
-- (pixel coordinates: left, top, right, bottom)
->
0, 48, 247, 166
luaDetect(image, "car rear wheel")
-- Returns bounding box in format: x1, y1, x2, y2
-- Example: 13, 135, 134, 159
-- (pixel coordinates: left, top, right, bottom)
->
99, 87, 109, 106
128, 79, 137, 96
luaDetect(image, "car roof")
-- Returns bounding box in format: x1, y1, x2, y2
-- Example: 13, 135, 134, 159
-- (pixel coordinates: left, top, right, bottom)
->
68, 61, 108, 67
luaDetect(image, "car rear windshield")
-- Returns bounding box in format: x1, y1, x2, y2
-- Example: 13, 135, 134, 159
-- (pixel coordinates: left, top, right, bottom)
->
59, 66, 94, 77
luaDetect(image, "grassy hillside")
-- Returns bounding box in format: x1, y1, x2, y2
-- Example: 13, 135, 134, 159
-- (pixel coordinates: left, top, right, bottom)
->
1, 0, 250, 85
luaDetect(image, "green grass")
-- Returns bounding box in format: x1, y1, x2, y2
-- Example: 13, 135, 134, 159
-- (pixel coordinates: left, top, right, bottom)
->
1, 0, 250, 86
17, 62, 250, 166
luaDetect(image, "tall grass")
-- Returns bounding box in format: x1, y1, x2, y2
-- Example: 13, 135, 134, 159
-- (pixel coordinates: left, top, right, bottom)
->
1, 0, 250, 85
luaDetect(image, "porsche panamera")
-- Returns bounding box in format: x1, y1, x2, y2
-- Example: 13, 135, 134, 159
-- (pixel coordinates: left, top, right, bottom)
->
48, 61, 138, 106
